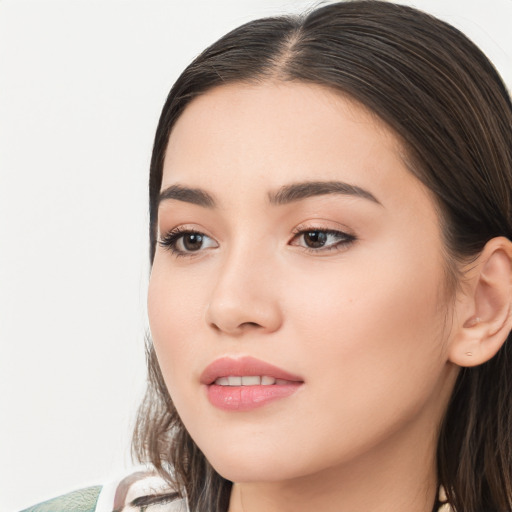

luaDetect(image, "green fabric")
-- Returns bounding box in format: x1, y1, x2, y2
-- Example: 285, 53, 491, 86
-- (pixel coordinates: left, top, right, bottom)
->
20, 486, 102, 512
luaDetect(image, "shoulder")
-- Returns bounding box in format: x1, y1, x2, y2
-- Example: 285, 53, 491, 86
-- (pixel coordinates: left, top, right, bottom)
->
20, 486, 102, 512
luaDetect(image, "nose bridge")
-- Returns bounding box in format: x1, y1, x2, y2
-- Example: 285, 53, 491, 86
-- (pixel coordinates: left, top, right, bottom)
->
206, 235, 281, 335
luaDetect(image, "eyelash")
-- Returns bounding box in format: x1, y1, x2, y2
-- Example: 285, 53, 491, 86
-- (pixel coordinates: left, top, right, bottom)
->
158, 227, 213, 258
290, 226, 356, 254
158, 226, 356, 257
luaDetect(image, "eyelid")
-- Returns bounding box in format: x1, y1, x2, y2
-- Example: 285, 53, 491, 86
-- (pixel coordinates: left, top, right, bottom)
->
157, 221, 356, 258
291, 220, 354, 235
158, 225, 218, 257
289, 223, 356, 253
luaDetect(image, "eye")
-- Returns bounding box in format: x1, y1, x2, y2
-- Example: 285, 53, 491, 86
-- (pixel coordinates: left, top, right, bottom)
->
158, 227, 218, 256
290, 228, 355, 253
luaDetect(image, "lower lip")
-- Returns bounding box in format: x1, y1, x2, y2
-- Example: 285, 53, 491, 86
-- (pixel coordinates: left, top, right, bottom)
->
206, 383, 302, 411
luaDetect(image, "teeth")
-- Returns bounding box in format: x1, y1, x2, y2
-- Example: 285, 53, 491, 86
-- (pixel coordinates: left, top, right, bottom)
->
214, 375, 280, 386
242, 376, 261, 385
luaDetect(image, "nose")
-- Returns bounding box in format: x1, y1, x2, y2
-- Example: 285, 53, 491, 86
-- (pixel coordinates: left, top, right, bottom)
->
205, 248, 283, 336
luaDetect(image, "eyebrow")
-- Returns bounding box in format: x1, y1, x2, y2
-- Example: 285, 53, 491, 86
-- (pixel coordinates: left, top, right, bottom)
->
268, 181, 382, 206
158, 180, 381, 209
158, 184, 216, 208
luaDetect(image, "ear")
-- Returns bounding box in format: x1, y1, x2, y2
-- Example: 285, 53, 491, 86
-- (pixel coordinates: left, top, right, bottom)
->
449, 237, 512, 367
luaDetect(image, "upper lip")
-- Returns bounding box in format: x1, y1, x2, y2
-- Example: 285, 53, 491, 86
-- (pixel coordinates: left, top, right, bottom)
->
200, 356, 304, 385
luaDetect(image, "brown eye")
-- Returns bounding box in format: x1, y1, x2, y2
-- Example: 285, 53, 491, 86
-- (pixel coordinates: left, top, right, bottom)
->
303, 231, 328, 248
158, 229, 218, 256
181, 233, 204, 251
290, 228, 356, 253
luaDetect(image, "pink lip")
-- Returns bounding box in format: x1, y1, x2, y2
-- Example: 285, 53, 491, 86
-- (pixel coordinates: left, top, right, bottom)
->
200, 356, 303, 384
201, 356, 304, 411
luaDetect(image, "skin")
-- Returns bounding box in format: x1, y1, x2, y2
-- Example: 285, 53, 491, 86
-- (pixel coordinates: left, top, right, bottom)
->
148, 82, 463, 512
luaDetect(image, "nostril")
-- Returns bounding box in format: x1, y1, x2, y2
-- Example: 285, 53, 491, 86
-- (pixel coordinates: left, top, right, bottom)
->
208, 320, 262, 335
243, 322, 261, 328
236, 321, 265, 332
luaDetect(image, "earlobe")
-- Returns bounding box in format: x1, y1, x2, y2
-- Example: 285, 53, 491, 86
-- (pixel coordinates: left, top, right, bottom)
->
449, 237, 512, 368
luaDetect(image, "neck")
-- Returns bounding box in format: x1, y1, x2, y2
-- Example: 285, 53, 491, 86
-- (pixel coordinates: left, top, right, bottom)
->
227, 415, 440, 512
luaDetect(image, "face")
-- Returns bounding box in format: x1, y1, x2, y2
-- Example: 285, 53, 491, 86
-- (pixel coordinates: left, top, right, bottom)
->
148, 82, 458, 484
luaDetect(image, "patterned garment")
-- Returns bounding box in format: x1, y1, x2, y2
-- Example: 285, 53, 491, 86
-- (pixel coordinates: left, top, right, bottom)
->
20, 487, 102, 512
20, 472, 452, 511
20, 472, 188, 512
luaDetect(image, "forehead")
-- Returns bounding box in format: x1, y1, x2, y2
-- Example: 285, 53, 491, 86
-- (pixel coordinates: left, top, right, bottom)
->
163, 82, 401, 184
159, 81, 437, 227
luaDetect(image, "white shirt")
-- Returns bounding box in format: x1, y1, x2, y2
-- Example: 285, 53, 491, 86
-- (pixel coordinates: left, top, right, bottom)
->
95, 469, 189, 512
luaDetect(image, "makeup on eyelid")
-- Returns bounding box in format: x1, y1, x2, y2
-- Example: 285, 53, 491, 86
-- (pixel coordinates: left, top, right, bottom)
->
157, 200, 362, 258
158, 225, 356, 257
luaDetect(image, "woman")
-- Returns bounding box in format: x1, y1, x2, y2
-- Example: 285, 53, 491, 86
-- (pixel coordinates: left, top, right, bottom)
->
23, 1, 512, 511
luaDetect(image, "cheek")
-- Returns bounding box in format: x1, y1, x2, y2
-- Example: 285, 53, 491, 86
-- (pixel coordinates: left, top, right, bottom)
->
147, 256, 205, 393
286, 241, 448, 412
146, 233, 452, 482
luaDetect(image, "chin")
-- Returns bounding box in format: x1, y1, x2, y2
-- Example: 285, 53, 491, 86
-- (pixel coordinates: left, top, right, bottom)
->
198, 439, 314, 484
210, 458, 299, 484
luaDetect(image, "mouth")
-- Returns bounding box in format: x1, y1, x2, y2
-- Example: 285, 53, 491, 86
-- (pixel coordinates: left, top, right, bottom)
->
213, 376, 295, 386
201, 356, 304, 411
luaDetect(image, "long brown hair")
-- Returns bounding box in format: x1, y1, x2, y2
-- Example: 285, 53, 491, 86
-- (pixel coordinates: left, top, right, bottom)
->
132, 2, 512, 511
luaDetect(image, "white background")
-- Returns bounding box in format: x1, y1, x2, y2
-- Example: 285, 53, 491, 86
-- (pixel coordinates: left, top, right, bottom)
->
1, 0, 511, 510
